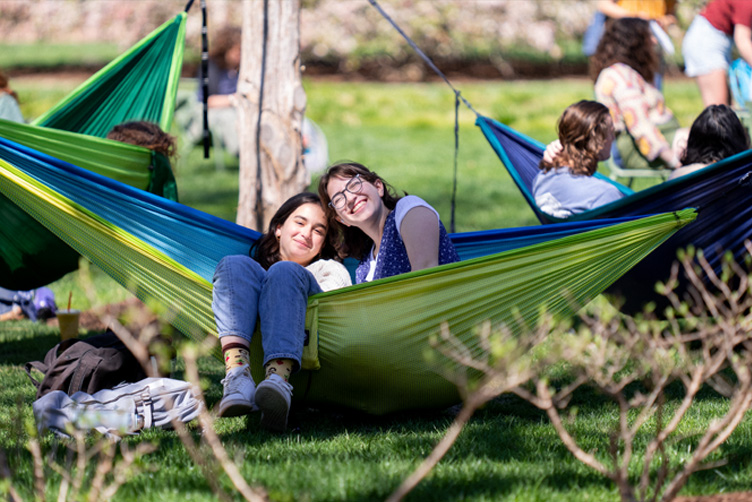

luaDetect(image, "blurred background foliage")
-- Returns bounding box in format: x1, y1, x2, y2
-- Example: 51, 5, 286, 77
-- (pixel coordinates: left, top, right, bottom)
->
0, 0, 708, 79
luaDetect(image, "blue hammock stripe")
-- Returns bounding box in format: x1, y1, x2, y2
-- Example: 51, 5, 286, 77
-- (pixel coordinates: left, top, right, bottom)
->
0, 136, 673, 284
0, 137, 260, 282
476, 114, 752, 310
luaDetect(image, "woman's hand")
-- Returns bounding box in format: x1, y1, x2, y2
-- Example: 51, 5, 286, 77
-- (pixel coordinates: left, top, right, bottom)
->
542, 140, 563, 164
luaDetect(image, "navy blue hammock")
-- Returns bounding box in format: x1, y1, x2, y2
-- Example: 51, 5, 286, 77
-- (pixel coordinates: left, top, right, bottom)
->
477, 115, 752, 312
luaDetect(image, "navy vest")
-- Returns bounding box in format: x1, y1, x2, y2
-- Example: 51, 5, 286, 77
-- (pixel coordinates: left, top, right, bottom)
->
355, 208, 459, 283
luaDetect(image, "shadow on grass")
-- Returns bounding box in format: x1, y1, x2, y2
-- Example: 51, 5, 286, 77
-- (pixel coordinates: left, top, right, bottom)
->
0, 327, 59, 366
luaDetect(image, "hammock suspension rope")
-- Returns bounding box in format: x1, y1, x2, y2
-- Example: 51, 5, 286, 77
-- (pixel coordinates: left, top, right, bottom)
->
367, 0, 481, 233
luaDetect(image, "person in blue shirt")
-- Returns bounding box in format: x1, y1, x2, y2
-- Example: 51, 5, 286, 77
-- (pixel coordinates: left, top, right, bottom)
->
533, 100, 624, 218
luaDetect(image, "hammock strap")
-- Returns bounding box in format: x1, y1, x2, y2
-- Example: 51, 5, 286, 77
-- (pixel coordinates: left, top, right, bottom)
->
368, 0, 476, 232
367, 0, 478, 116
695, 170, 752, 214
451, 94, 459, 232
255, 0, 270, 231
200, 0, 210, 159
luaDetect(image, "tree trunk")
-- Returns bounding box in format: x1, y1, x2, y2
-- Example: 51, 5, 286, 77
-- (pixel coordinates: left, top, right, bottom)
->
236, 0, 308, 231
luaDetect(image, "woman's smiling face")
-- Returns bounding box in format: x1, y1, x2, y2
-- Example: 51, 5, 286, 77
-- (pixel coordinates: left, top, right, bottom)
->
275, 202, 328, 266
326, 175, 384, 228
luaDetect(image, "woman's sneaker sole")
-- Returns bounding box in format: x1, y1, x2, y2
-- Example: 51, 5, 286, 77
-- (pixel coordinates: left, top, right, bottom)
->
255, 379, 291, 432
218, 399, 256, 418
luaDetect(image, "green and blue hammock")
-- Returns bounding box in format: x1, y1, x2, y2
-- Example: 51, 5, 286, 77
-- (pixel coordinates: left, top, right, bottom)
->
0, 13, 186, 289
477, 115, 752, 313
0, 6, 705, 413
0, 134, 694, 414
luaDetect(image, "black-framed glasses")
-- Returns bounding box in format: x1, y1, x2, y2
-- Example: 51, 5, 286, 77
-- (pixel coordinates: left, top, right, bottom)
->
328, 174, 363, 210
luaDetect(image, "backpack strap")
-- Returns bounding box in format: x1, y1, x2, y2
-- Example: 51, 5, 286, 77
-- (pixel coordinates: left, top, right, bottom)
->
68, 350, 100, 396
24, 361, 48, 389
139, 388, 154, 429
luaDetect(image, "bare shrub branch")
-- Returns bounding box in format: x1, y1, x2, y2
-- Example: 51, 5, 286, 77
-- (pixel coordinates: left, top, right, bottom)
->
394, 242, 752, 502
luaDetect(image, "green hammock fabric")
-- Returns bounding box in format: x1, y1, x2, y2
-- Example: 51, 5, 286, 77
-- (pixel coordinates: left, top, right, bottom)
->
0, 119, 176, 193
31, 13, 186, 137
0, 153, 696, 414
0, 11, 184, 289
0, 119, 176, 289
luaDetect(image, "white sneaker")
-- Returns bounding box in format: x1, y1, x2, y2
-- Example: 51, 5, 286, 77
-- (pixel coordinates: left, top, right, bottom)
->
255, 373, 293, 432
218, 364, 257, 417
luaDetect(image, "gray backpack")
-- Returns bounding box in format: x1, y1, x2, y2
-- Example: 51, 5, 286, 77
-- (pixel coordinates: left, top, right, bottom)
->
33, 377, 203, 438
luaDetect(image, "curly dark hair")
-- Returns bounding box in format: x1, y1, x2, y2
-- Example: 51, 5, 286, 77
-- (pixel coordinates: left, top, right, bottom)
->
250, 192, 340, 270
106, 121, 177, 160
590, 17, 658, 84
539, 100, 613, 176
209, 26, 242, 70
681, 105, 750, 166
317, 161, 404, 260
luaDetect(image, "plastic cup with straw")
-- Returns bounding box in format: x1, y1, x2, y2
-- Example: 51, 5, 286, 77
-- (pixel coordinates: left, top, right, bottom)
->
58, 291, 80, 341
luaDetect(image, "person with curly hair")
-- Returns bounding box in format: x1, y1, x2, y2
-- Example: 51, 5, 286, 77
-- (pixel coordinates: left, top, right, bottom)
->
106, 121, 177, 160
533, 101, 624, 218
591, 17, 688, 171
0, 70, 24, 123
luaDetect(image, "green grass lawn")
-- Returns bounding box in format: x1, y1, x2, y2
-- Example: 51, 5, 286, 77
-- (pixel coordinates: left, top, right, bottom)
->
5, 76, 745, 502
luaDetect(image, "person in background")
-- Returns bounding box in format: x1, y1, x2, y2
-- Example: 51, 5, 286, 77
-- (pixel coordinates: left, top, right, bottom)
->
212, 193, 351, 431
106, 120, 179, 201
590, 1, 677, 89
106, 121, 177, 161
669, 104, 751, 179
682, 0, 752, 107
592, 17, 688, 171
596, 0, 676, 26
196, 25, 242, 157
0, 287, 57, 322
0, 70, 24, 123
534, 100, 624, 218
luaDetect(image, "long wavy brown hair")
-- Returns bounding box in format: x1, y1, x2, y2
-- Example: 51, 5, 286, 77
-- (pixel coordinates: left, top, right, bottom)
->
539, 100, 612, 176
106, 121, 177, 160
590, 17, 658, 84
318, 161, 403, 260
250, 192, 339, 270
0, 70, 18, 102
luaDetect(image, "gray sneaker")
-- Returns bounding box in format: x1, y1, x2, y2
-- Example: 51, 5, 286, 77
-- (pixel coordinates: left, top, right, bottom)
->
218, 364, 257, 417
255, 373, 293, 432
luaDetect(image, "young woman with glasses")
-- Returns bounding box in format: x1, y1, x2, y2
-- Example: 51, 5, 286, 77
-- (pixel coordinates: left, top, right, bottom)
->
211, 192, 351, 431
318, 162, 459, 283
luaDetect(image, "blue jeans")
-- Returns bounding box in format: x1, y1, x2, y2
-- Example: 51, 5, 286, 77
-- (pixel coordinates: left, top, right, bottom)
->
212, 255, 322, 371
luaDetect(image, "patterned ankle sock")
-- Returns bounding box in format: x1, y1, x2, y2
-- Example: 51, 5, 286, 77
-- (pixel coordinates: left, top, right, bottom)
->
264, 358, 293, 382
222, 344, 250, 373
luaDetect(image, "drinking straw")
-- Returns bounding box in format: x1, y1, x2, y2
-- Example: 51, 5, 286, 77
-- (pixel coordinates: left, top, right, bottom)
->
67, 291, 72, 311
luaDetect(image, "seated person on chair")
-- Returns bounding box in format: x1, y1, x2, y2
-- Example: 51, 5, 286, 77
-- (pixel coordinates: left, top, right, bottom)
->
196, 25, 241, 157
534, 100, 625, 218
669, 104, 751, 180
592, 17, 688, 171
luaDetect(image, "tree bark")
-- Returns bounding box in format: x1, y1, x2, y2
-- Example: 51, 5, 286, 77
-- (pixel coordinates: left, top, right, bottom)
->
236, 0, 308, 231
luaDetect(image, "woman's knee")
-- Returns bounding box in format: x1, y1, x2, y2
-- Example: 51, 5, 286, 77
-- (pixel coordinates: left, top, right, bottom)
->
215, 255, 265, 283
266, 260, 306, 282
